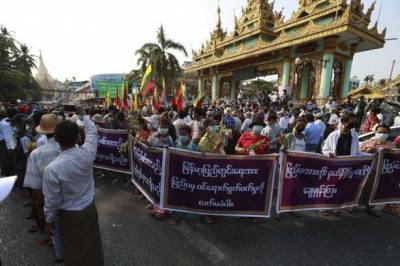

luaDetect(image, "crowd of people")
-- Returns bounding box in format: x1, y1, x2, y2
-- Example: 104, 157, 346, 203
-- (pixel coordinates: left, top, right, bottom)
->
1, 89, 400, 264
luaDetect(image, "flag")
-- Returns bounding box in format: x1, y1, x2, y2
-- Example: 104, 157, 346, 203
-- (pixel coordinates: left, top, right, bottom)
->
152, 87, 160, 111
176, 80, 185, 112
193, 89, 205, 108
140, 64, 155, 96
115, 87, 121, 108
122, 79, 129, 111
131, 92, 139, 111
161, 79, 169, 108
105, 91, 111, 108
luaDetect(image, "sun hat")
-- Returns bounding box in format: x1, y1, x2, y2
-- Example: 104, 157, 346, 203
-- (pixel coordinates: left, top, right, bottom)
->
36, 114, 59, 134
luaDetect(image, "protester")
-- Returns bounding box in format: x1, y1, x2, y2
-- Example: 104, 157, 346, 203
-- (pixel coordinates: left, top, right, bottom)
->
42, 107, 104, 266
303, 113, 322, 152
360, 125, 397, 217
360, 108, 379, 134
322, 112, 361, 157
10, 114, 32, 188
240, 111, 253, 133
173, 111, 186, 136
281, 117, 307, 152
261, 112, 281, 153
235, 121, 269, 155
354, 96, 367, 130
278, 111, 289, 133
149, 118, 174, 148
0, 109, 16, 176
23, 114, 63, 262
176, 125, 197, 151
394, 112, 400, 127
198, 115, 224, 154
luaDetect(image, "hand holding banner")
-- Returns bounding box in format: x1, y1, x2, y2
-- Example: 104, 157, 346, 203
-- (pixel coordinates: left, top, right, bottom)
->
161, 148, 277, 217
94, 128, 132, 174
370, 149, 400, 206
277, 152, 375, 213
131, 141, 163, 204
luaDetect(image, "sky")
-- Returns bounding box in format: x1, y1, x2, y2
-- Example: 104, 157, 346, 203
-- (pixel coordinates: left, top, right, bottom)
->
1, 0, 399, 82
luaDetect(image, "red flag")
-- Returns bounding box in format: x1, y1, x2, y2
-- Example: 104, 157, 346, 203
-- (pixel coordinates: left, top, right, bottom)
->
141, 79, 155, 97
122, 81, 129, 111
152, 87, 160, 111
176, 81, 185, 112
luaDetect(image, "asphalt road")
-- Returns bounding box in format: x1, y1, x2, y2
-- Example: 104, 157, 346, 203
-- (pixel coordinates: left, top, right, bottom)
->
1, 176, 400, 266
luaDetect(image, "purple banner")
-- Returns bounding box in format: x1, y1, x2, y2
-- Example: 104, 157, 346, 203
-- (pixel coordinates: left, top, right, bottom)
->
131, 142, 162, 204
161, 148, 277, 217
94, 128, 131, 174
278, 152, 375, 213
370, 150, 400, 205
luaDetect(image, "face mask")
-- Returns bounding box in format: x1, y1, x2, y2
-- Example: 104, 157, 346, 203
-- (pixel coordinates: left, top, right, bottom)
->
294, 127, 305, 134
158, 128, 169, 136
375, 133, 389, 142
11, 126, 17, 134
252, 126, 263, 136
179, 135, 190, 143
209, 125, 219, 133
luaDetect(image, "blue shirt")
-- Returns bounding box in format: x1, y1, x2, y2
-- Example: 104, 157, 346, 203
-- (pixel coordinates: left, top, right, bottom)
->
223, 115, 235, 130
304, 122, 323, 145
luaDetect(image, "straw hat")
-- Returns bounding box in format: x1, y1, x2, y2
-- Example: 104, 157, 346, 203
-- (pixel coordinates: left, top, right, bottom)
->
36, 114, 58, 134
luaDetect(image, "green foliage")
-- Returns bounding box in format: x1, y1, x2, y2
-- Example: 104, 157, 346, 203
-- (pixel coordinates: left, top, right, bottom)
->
133, 25, 187, 94
243, 79, 275, 96
0, 25, 41, 102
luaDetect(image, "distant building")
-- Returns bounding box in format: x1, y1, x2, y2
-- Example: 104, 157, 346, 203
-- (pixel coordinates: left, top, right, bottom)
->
349, 76, 361, 90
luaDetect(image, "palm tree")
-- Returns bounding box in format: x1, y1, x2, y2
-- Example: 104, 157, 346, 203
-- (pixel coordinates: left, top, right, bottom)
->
135, 25, 187, 94
13, 44, 37, 74
0, 26, 17, 69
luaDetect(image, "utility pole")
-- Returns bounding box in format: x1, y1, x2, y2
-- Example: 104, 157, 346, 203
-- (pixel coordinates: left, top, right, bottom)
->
388, 59, 396, 83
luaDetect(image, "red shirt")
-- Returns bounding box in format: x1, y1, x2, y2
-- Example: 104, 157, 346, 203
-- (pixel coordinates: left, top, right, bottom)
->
237, 132, 269, 155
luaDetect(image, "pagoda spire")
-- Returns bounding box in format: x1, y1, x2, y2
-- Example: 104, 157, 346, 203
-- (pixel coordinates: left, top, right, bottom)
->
216, 0, 222, 30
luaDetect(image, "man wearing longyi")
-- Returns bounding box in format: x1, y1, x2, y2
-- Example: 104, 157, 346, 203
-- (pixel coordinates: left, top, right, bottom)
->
43, 106, 104, 266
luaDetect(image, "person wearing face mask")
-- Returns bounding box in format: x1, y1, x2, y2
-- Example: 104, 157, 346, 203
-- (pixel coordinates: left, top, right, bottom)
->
360, 125, 396, 217
235, 121, 269, 155
322, 112, 362, 157
360, 124, 396, 154
281, 118, 307, 152
261, 113, 282, 153
176, 125, 197, 151
149, 118, 174, 148
198, 113, 225, 154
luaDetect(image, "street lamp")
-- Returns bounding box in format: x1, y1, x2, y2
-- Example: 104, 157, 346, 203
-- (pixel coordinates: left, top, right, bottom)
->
295, 55, 330, 68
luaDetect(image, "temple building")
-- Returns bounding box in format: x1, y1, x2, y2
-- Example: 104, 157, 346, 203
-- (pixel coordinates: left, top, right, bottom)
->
184, 0, 386, 105
34, 51, 64, 101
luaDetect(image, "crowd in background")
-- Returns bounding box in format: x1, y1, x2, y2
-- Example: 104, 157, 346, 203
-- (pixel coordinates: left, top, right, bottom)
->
1, 89, 400, 264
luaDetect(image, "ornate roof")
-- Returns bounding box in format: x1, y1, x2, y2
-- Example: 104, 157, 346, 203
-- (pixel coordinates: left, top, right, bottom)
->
188, 0, 386, 73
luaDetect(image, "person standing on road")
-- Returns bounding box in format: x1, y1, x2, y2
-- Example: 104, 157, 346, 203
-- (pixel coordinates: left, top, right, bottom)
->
42, 108, 104, 266
23, 114, 63, 262
303, 113, 322, 152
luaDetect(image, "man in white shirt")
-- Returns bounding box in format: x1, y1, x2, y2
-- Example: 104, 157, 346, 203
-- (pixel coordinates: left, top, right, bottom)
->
0, 109, 17, 176
173, 111, 186, 136
43, 107, 104, 266
324, 97, 337, 112
240, 111, 253, 133
278, 111, 289, 133
393, 112, 400, 127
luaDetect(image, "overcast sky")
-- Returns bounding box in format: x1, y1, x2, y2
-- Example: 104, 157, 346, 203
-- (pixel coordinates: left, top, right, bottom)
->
1, 0, 398, 82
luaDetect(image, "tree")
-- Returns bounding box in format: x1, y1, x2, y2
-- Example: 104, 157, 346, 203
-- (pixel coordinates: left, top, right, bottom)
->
134, 25, 187, 94
0, 25, 41, 102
